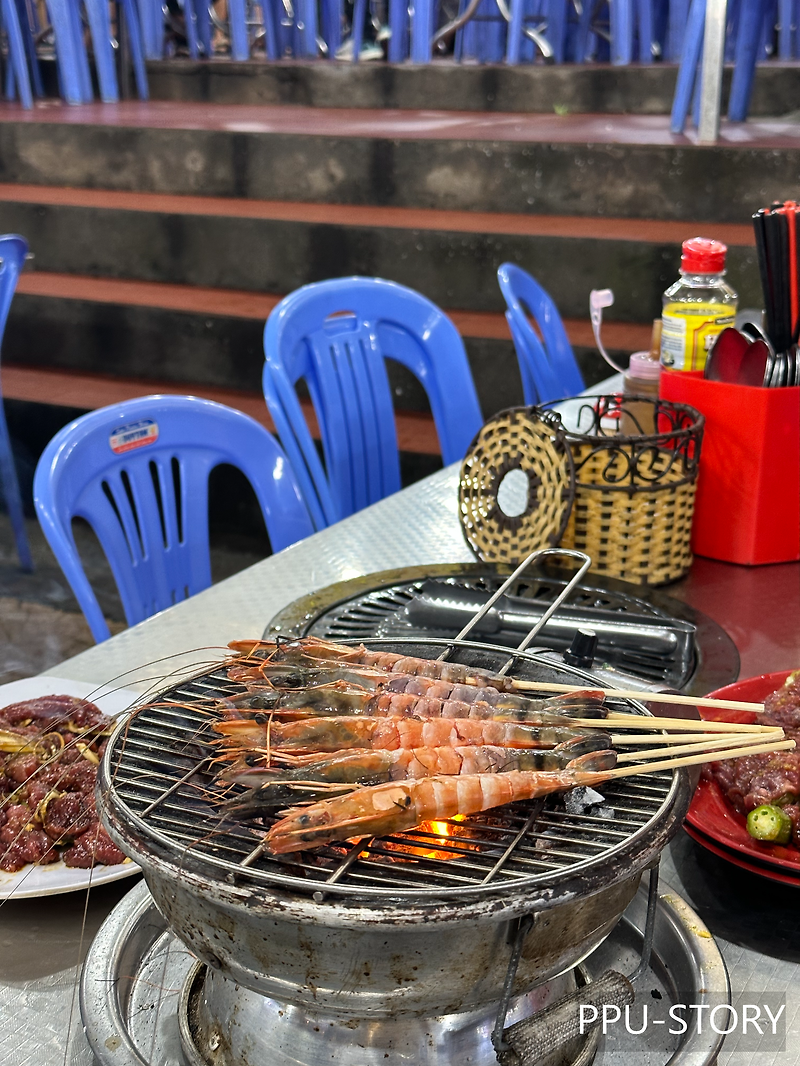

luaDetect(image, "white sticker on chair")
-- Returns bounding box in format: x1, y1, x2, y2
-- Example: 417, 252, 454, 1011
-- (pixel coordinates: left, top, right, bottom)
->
109, 419, 159, 454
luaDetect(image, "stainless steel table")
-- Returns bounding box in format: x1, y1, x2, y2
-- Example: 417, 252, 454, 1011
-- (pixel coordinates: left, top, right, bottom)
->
2, 461, 799, 1066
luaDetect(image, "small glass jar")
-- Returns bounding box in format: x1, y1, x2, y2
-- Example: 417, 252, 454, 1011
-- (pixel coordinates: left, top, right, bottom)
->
621, 352, 661, 435
660, 237, 738, 373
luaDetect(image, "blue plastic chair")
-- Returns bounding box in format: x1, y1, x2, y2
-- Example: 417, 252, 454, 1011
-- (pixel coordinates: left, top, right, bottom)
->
0, 236, 33, 572
498, 262, 584, 407
263, 277, 483, 532
1, 0, 35, 107
33, 395, 314, 642
44, 0, 148, 104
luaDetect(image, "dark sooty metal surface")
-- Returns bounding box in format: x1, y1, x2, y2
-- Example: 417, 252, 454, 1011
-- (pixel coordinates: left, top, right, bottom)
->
102, 642, 681, 902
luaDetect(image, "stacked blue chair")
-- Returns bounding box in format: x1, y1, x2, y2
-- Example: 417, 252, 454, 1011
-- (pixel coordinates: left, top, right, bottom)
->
0, 235, 33, 571
1, 0, 38, 107
263, 277, 483, 531
33, 395, 314, 642
573, 0, 656, 63
498, 262, 584, 406
670, 0, 770, 131
45, 0, 148, 103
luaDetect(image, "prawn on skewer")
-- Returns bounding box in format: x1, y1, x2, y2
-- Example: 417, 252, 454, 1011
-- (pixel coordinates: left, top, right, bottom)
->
229, 658, 606, 717
220, 744, 616, 813
228, 637, 534, 691
212, 714, 612, 756
265, 762, 616, 854
225, 680, 607, 724
227, 662, 393, 692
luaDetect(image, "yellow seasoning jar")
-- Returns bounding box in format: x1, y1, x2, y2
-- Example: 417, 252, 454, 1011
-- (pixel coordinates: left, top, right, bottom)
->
660, 237, 738, 372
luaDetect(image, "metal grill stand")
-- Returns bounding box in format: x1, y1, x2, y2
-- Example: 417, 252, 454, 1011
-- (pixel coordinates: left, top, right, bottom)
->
493, 864, 662, 1065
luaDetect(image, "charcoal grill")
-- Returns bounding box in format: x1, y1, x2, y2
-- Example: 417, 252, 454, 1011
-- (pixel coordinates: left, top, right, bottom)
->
97, 636, 695, 1066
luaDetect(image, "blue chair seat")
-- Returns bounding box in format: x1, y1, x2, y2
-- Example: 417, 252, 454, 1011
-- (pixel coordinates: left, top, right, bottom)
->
263, 277, 483, 531
34, 395, 314, 642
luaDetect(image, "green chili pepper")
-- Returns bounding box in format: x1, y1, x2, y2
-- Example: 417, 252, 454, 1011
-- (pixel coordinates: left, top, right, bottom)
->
746, 805, 792, 845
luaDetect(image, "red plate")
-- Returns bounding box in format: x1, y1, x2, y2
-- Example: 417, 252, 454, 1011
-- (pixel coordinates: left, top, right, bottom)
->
683, 823, 800, 887
685, 669, 800, 878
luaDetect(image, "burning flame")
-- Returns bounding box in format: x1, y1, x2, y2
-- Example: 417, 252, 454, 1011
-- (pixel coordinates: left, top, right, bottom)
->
378, 815, 474, 862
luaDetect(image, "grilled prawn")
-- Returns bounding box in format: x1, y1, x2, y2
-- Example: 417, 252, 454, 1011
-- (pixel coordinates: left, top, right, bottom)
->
213, 715, 610, 755
220, 743, 616, 813
266, 764, 615, 853
229, 637, 527, 690
226, 679, 606, 724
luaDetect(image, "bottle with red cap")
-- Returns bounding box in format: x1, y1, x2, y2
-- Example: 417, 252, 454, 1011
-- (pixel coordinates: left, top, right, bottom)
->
660, 237, 738, 372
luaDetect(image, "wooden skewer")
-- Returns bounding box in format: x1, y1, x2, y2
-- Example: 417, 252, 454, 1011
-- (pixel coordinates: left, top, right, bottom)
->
608, 731, 773, 745
603, 738, 795, 779
573, 716, 773, 733
514, 681, 765, 714
615, 730, 786, 763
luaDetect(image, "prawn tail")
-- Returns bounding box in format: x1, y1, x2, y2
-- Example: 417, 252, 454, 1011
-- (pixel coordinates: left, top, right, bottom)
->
557, 732, 613, 756
570, 769, 616, 788
566, 750, 617, 773
544, 691, 607, 716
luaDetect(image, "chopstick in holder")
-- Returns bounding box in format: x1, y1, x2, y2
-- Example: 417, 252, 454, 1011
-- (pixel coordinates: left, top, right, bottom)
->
765, 208, 790, 353
753, 209, 776, 347
784, 201, 799, 341
512, 681, 767, 714
602, 738, 796, 779
614, 730, 786, 763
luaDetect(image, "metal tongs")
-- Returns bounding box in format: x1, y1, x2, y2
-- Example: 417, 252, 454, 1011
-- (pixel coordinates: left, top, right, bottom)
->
436, 547, 592, 673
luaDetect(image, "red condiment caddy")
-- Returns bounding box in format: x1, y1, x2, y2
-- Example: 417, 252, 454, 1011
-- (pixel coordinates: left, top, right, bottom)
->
659, 370, 800, 565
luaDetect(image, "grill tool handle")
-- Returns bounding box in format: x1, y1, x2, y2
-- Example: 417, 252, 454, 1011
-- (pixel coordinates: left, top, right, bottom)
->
496, 970, 634, 1066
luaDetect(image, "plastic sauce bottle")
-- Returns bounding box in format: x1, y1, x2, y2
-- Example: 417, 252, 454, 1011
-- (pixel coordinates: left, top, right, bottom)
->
621, 351, 661, 435
659, 237, 738, 372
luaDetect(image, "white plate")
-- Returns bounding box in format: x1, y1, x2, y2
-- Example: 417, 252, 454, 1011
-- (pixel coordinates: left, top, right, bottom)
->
0, 675, 142, 899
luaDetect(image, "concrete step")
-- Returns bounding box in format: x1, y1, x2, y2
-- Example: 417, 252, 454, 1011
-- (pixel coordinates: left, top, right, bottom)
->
0, 185, 759, 321
4, 271, 650, 419
144, 59, 800, 118
1, 364, 442, 453
2, 101, 800, 220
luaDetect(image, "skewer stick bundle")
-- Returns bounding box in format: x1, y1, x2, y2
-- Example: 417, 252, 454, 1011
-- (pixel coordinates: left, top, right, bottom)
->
615, 730, 786, 763
573, 716, 774, 733
605, 738, 795, 779
513, 680, 766, 715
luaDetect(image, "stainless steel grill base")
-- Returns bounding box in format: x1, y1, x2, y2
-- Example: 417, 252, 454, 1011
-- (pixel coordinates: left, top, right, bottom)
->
179, 961, 593, 1066
80, 879, 729, 1066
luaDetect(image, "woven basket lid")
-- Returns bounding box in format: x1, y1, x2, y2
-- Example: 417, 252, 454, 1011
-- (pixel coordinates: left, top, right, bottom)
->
458, 407, 576, 563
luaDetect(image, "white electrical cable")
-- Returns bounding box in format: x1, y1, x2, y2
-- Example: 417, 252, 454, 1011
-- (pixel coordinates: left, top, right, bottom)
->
589, 288, 627, 374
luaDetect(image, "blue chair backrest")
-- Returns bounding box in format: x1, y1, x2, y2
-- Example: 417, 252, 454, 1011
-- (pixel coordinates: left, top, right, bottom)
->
0, 234, 34, 571
497, 262, 584, 406
33, 395, 314, 642
263, 276, 483, 530
0, 234, 26, 339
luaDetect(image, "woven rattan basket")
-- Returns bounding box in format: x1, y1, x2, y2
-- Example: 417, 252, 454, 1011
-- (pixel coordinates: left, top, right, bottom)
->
556, 395, 704, 586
